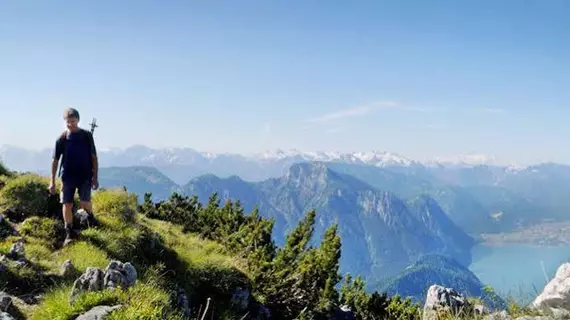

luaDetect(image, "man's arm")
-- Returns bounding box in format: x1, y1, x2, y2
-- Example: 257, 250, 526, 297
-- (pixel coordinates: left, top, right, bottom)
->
50, 138, 62, 186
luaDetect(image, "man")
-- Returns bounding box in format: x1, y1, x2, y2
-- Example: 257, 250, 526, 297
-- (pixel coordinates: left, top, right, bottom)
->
49, 108, 99, 245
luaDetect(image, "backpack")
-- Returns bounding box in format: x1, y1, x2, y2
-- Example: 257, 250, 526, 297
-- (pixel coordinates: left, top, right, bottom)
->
57, 129, 93, 178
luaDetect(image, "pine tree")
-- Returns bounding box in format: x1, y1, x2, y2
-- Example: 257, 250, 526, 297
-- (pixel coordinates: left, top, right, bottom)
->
262, 210, 317, 319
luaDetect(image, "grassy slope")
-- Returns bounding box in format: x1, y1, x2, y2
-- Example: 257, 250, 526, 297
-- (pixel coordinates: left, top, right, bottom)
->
0, 186, 250, 319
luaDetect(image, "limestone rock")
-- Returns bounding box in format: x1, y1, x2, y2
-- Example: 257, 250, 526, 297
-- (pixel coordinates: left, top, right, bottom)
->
475, 304, 489, 316
61, 259, 76, 278
332, 305, 355, 320
104, 261, 137, 290
74, 209, 97, 229
70, 267, 105, 303
75, 305, 123, 320
532, 263, 570, 311
486, 310, 511, 320
8, 240, 24, 259
70, 261, 137, 302
0, 292, 11, 312
0, 312, 15, 320
423, 285, 472, 320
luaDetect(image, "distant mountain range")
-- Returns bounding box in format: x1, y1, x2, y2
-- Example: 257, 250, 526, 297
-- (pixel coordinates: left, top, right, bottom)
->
6, 144, 568, 233
0, 144, 516, 185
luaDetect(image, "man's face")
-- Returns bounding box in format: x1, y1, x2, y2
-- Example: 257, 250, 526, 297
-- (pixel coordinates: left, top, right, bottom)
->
65, 116, 79, 131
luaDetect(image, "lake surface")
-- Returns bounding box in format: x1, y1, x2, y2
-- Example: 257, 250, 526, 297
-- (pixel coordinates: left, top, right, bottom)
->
469, 244, 570, 305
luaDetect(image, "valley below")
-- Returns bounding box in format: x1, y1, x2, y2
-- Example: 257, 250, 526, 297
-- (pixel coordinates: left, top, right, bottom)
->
479, 220, 570, 246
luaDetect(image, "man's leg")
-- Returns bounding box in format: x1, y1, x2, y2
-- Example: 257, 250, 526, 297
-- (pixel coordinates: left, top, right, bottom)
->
60, 180, 77, 245
78, 179, 96, 226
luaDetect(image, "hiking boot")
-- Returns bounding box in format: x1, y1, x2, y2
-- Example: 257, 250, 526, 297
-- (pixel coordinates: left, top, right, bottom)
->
86, 211, 98, 227
63, 225, 78, 246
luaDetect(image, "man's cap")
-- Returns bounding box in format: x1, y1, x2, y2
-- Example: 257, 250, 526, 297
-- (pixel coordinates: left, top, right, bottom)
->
64, 107, 80, 120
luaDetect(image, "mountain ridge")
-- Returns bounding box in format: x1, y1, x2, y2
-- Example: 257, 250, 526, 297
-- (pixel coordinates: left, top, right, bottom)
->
182, 162, 475, 284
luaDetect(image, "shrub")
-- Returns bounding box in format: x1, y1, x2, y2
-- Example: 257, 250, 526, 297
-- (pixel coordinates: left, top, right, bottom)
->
20, 216, 64, 249
92, 188, 138, 223
0, 174, 50, 221
0, 160, 9, 177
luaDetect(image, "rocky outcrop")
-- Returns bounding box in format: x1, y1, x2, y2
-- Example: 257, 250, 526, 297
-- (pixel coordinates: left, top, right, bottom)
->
423, 285, 473, 320
421, 262, 570, 320
532, 263, 570, 311
70, 260, 137, 303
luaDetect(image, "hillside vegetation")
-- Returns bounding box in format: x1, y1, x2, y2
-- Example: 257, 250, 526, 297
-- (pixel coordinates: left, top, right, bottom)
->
0, 160, 545, 319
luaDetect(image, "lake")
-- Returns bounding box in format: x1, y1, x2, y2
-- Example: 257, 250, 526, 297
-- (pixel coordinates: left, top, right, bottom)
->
469, 243, 570, 305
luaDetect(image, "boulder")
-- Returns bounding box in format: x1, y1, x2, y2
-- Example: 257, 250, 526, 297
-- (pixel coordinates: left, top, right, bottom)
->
75, 305, 122, 320
423, 285, 472, 320
70, 261, 137, 302
74, 209, 97, 229
70, 267, 105, 302
532, 263, 570, 311
104, 261, 137, 290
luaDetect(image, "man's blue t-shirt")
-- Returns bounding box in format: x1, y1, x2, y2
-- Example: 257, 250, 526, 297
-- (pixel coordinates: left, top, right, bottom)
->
53, 129, 97, 182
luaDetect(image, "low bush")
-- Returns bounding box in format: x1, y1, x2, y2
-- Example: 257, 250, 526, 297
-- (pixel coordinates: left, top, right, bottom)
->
92, 188, 138, 224
20, 216, 64, 249
0, 174, 51, 221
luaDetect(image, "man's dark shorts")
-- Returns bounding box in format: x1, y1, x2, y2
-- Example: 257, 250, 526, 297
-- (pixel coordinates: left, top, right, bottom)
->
60, 179, 92, 203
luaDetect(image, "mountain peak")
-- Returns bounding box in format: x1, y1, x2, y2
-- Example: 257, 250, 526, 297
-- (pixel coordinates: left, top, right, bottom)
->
284, 162, 333, 181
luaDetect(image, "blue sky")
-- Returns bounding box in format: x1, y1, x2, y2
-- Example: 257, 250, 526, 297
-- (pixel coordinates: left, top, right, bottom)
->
0, 0, 568, 165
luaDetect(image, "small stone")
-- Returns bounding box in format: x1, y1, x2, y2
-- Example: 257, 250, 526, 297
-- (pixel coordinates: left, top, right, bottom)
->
485, 310, 511, 320
0, 292, 12, 312
0, 311, 15, 320
61, 259, 75, 278
474, 304, 488, 315
122, 262, 137, 287
8, 241, 24, 259
75, 305, 122, 320
13, 258, 27, 268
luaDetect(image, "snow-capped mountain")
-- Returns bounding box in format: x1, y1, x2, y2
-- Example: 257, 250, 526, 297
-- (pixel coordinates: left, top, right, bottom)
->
252, 148, 418, 167
0, 144, 525, 184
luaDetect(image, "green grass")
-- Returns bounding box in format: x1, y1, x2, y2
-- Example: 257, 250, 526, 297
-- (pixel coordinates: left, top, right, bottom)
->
32, 265, 184, 320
